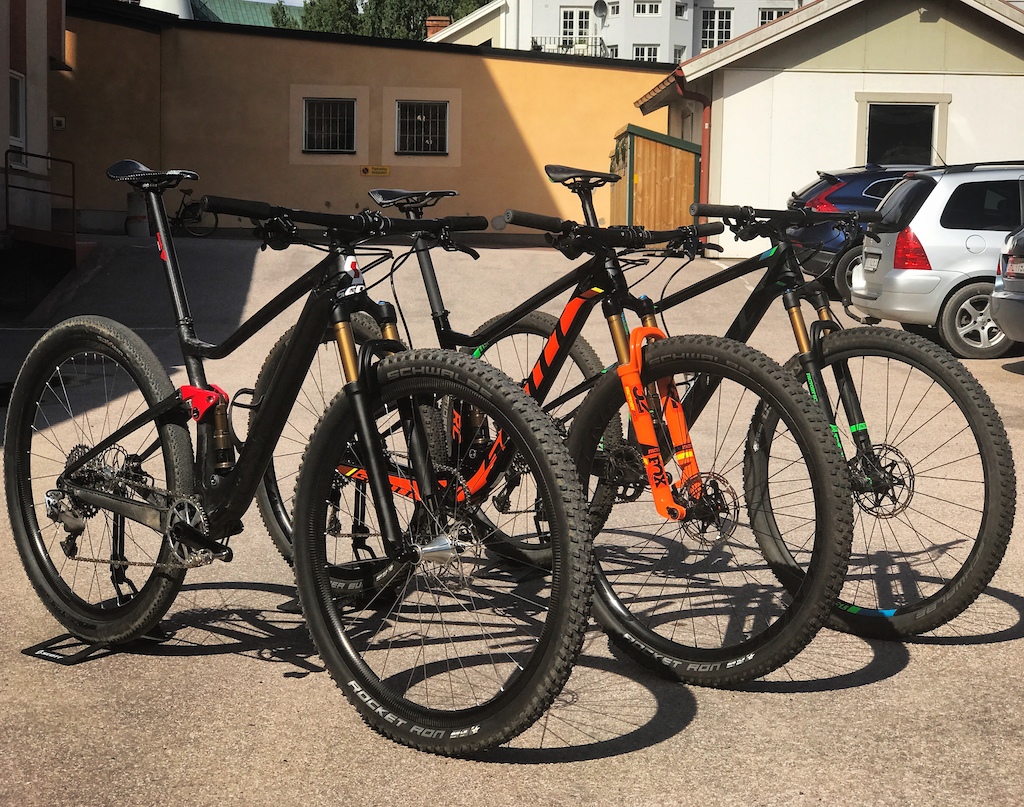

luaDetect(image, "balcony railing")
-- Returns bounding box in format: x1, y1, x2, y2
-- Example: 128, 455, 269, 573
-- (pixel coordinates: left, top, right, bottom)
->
530, 36, 611, 58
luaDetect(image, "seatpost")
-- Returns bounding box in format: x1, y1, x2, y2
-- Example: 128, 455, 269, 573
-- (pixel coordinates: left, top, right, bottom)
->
405, 206, 456, 348
145, 188, 208, 387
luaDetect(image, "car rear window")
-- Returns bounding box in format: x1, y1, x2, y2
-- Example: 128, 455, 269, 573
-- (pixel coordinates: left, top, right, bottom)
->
862, 178, 901, 200
939, 180, 1022, 231
875, 175, 935, 232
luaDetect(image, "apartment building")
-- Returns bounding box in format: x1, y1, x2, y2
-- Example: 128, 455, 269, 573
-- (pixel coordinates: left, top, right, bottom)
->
428, 0, 804, 62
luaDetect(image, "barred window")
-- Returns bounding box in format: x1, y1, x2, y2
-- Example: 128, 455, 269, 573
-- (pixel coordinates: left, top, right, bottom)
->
303, 98, 356, 153
395, 100, 449, 156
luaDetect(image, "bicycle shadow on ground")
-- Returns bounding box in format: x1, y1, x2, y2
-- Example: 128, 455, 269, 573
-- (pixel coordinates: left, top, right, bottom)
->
901, 584, 1024, 647
480, 632, 699, 765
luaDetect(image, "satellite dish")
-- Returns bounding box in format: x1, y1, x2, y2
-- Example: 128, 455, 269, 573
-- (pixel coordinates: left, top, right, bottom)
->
593, 0, 608, 18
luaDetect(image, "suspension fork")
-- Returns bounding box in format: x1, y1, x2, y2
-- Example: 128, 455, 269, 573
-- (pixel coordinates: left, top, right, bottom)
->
789, 289, 876, 456
607, 307, 698, 522
331, 292, 429, 561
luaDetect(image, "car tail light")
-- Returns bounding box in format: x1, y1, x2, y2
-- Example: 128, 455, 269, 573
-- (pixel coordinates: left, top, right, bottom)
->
894, 227, 932, 270
1004, 255, 1024, 279
803, 182, 846, 213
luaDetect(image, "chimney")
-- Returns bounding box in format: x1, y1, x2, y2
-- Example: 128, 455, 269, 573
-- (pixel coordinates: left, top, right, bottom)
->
426, 16, 452, 38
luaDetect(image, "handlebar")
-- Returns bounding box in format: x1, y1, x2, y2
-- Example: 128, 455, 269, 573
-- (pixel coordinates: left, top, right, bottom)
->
690, 202, 882, 226
200, 194, 489, 237
502, 209, 724, 251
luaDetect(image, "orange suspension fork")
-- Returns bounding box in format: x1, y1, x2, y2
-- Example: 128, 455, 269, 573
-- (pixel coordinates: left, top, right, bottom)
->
609, 317, 701, 522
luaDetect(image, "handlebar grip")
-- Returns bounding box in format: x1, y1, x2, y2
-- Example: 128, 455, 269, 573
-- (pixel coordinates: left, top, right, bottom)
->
857, 210, 883, 223
201, 195, 280, 220
503, 209, 568, 232
690, 203, 751, 219
440, 216, 490, 232
695, 221, 726, 237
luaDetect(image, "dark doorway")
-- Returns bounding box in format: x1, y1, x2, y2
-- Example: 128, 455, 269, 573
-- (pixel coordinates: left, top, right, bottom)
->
867, 104, 934, 164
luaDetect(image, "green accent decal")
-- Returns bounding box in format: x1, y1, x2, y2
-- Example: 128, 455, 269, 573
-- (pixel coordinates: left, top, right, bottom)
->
805, 373, 818, 401
472, 344, 488, 359
850, 422, 868, 433
829, 423, 842, 451
759, 245, 779, 260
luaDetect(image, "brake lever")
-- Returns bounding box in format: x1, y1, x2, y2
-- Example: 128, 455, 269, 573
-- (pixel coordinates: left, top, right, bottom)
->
440, 230, 479, 260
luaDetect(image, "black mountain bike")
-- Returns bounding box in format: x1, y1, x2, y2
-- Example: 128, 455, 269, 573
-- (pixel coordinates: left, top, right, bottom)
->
663, 200, 1016, 640
3, 160, 594, 756
170, 187, 218, 237
255, 172, 856, 687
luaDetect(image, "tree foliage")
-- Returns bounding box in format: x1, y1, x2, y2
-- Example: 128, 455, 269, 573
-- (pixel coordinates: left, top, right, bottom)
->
269, 1, 299, 29
301, 0, 360, 34
270, 0, 489, 39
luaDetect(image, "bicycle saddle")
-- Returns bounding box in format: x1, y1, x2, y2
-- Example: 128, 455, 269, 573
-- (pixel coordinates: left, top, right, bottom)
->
545, 165, 620, 188
106, 159, 198, 189
368, 188, 457, 212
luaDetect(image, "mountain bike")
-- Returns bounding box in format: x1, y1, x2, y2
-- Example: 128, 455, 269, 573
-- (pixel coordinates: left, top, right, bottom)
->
3, 160, 594, 756
255, 171, 856, 687
659, 201, 1016, 640
170, 187, 218, 237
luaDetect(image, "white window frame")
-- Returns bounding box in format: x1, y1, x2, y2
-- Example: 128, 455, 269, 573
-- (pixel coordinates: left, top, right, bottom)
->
634, 2, 661, 15
673, 45, 686, 63
609, 1, 620, 14
560, 6, 591, 47
701, 8, 732, 49
607, 44, 620, 57
675, 3, 688, 20
303, 97, 357, 154
9, 71, 27, 167
633, 44, 659, 61
759, 8, 789, 25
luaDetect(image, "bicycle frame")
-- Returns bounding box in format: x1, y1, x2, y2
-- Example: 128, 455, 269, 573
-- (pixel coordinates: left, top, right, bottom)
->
396, 213, 704, 520
60, 183, 422, 559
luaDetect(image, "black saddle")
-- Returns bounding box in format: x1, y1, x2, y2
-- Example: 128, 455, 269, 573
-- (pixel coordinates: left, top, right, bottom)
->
545, 164, 620, 189
106, 159, 198, 190
369, 188, 457, 213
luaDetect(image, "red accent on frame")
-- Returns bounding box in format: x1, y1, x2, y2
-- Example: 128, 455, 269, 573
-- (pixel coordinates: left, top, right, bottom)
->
180, 384, 229, 422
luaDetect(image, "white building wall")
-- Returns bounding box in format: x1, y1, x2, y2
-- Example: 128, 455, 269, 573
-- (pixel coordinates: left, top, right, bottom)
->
712, 67, 1024, 255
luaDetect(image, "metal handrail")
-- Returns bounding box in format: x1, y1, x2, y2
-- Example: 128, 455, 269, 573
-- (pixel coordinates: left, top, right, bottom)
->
530, 36, 610, 58
4, 149, 77, 241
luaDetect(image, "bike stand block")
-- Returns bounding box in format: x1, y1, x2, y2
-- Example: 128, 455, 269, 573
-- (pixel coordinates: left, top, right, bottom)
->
22, 625, 171, 666
22, 634, 112, 666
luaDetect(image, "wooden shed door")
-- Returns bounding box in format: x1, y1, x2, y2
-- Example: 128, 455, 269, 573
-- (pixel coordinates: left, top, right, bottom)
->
610, 125, 700, 229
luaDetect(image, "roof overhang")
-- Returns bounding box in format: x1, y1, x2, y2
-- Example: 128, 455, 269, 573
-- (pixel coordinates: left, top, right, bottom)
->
636, 0, 1024, 113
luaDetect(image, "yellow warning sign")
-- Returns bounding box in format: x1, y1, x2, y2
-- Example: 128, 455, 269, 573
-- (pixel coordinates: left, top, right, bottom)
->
360, 165, 391, 177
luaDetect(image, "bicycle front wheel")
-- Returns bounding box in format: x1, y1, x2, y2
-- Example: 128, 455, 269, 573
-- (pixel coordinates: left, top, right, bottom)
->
790, 327, 1016, 637
291, 349, 593, 755
568, 335, 853, 686
4, 316, 194, 644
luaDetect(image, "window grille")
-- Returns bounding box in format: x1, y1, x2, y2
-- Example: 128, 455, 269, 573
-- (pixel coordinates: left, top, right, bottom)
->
396, 101, 449, 156
304, 98, 356, 153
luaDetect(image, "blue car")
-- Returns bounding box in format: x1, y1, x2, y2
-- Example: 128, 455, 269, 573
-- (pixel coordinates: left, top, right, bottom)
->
787, 164, 932, 301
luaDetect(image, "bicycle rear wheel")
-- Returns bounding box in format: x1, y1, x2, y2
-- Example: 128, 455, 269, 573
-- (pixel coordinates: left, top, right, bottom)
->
789, 327, 1016, 637
182, 202, 218, 237
4, 316, 193, 644
291, 349, 593, 755
568, 334, 853, 686
254, 313, 382, 562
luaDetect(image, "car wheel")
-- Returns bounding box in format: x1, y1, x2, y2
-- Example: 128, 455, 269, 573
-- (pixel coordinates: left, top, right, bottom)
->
833, 246, 862, 303
937, 281, 1014, 359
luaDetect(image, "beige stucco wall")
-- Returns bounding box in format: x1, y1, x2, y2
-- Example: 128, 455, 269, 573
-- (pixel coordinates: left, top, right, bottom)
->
52, 17, 666, 228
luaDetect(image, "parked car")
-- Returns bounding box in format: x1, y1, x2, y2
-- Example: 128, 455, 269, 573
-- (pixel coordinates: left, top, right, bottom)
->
991, 224, 1024, 342
851, 162, 1024, 359
787, 164, 931, 300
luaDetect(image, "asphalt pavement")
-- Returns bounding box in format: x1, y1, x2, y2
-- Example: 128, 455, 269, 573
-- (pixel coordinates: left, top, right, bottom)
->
1, 235, 1022, 806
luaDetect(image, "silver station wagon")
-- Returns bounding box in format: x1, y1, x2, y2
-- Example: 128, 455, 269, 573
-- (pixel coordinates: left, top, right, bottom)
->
851, 162, 1024, 359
